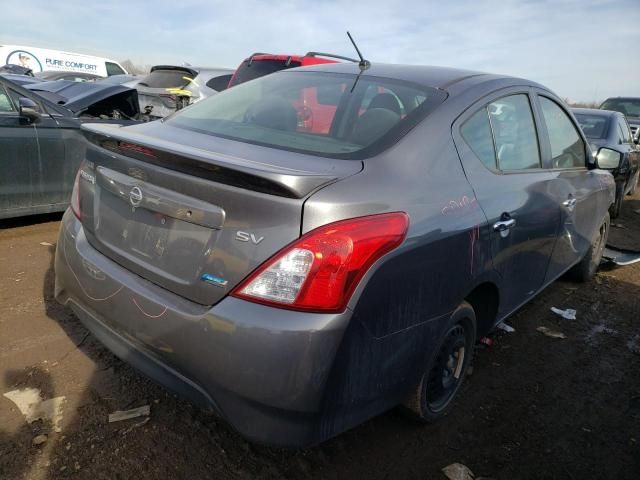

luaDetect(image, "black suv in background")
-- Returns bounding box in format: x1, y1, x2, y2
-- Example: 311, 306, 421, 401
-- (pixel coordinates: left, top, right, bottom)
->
600, 97, 640, 142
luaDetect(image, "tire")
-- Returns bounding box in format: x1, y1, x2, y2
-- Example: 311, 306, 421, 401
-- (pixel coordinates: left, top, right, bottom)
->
609, 187, 623, 219
627, 171, 638, 196
569, 212, 610, 282
403, 301, 476, 422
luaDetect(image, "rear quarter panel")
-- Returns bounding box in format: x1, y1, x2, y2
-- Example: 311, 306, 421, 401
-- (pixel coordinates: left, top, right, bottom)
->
302, 111, 495, 438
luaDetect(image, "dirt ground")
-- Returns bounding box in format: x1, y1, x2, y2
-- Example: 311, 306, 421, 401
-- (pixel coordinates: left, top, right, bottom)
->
1, 194, 639, 480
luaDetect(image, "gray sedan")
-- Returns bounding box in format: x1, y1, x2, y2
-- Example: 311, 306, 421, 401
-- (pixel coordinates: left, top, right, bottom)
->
54, 62, 614, 447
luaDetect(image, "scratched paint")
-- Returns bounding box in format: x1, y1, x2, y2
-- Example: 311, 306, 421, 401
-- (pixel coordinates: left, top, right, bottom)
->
441, 195, 478, 216
131, 296, 168, 319
63, 224, 123, 302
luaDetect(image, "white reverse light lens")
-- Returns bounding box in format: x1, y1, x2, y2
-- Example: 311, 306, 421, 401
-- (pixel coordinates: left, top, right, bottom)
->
240, 248, 314, 304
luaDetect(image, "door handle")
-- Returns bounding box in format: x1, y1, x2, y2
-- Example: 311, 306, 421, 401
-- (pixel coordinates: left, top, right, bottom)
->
493, 218, 516, 232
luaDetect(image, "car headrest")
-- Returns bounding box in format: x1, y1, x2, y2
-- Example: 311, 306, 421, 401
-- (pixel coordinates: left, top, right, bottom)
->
351, 108, 401, 146
245, 98, 298, 131
368, 93, 402, 115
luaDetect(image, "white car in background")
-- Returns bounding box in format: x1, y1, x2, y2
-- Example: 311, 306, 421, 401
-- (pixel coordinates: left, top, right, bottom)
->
0, 44, 127, 77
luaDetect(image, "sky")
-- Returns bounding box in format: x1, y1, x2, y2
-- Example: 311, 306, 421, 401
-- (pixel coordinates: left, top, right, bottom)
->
2, 0, 639, 101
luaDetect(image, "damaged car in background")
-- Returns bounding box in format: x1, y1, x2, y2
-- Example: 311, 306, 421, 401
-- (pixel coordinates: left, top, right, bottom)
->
134, 65, 233, 119
0, 76, 145, 219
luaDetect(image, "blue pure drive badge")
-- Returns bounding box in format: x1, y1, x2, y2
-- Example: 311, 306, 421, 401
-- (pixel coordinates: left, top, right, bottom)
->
201, 273, 228, 287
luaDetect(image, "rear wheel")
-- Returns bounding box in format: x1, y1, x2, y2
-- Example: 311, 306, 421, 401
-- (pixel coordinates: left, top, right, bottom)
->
404, 302, 476, 422
610, 187, 623, 218
570, 213, 610, 282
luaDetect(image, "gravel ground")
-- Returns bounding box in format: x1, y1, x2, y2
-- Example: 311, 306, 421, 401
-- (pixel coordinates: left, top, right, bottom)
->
1, 192, 639, 480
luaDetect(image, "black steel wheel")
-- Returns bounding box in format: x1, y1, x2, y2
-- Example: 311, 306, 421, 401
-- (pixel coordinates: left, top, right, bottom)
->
425, 324, 468, 413
404, 301, 476, 422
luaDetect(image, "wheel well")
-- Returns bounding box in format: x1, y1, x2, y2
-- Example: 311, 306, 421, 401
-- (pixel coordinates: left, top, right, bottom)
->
465, 283, 499, 338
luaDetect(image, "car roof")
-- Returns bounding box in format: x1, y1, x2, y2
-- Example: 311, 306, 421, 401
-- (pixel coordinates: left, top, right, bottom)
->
572, 107, 620, 117
36, 70, 99, 76
286, 61, 515, 90
149, 65, 233, 75
602, 97, 640, 101
0, 73, 42, 85
246, 53, 342, 66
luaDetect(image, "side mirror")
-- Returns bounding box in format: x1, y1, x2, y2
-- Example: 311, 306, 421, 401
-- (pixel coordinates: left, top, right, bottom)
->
19, 97, 41, 124
595, 148, 622, 170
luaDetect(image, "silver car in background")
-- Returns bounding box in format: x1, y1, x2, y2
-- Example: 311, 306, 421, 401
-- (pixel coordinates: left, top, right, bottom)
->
135, 65, 233, 118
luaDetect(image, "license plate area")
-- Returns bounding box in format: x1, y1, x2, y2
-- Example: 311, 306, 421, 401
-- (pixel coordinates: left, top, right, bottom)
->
92, 167, 224, 285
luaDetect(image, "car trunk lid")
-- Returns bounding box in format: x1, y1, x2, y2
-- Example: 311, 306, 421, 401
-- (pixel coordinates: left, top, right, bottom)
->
77, 122, 362, 306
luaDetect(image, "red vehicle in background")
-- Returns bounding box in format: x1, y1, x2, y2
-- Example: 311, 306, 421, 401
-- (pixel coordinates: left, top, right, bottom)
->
228, 52, 356, 134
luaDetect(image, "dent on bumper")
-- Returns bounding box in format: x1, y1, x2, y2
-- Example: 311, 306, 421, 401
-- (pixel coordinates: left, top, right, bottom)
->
54, 210, 351, 446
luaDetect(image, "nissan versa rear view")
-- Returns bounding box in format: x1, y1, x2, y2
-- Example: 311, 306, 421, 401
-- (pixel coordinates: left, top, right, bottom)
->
54, 62, 614, 447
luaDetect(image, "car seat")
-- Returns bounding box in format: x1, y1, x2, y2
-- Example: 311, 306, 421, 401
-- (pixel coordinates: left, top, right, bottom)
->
368, 93, 402, 115
245, 97, 298, 131
351, 108, 400, 146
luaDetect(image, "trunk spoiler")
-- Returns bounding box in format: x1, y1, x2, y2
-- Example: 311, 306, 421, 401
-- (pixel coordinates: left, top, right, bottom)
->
81, 123, 362, 199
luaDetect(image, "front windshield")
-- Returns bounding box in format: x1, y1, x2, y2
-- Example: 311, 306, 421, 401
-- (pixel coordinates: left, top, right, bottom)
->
168, 71, 445, 159
601, 98, 640, 117
574, 113, 609, 139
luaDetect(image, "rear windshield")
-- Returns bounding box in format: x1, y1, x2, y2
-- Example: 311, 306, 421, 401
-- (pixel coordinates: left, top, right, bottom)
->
138, 69, 195, 89
575, 113, 610, 139
229, 59, 302, 87
169, 71, 445, 159
600, 98, 640, 117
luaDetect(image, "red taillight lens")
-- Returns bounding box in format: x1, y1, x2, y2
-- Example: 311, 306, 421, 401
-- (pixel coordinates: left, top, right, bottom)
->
70, 168, 82, 219
231, 212, 409, 313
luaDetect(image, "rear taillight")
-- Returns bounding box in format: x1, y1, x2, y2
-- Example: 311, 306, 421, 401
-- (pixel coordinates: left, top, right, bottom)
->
231, 212, 409, 313
70, 168, 82, 219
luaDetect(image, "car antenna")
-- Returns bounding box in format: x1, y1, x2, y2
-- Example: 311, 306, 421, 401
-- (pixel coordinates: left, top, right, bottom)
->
346, 31, 370, 93
347, 31, 370, 71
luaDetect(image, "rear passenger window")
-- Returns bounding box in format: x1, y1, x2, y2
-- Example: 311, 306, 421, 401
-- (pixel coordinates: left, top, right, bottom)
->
488, 95, 541, 170
539, 97, 585, 168
461, 109, 497, 170
0, 86, 15, 112
618, 118, 633, 144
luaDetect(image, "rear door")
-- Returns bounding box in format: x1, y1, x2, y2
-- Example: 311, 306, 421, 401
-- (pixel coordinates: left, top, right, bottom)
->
533, 93, 604, 281
0, 83, 41, 217
5, 83, 70, 209
454, 89, 561, 316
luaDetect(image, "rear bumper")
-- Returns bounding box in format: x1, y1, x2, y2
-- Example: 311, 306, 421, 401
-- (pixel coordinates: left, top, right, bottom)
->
54, 209, 351, 447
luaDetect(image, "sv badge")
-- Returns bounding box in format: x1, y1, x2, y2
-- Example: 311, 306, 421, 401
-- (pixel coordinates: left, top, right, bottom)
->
235, 231, 264, 245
